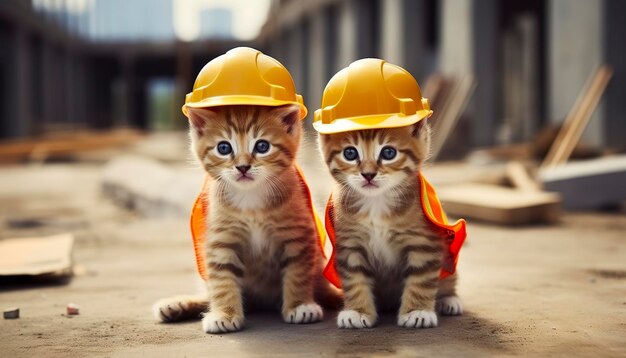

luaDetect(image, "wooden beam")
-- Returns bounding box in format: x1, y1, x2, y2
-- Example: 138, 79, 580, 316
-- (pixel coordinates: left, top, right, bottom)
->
542, 65, 613, 168
438, 183, 561, 225
0, 129, 143, 164
430, 75, 476, 161
506, 161, 541, 192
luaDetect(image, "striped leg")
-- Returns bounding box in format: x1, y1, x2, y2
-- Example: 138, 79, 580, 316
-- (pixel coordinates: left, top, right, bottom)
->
436, 273, 463, 315
398, 257, 441, 328
201, 235, 246, 334
336, 243, 377, 329
280, 239, 323, 324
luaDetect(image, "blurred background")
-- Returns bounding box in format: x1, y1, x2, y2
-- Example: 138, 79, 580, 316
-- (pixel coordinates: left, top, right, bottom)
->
1, 0, 625, 149
1, 1, 626, 356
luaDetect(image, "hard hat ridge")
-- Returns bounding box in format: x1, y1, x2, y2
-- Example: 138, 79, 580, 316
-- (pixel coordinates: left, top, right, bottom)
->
313, 58, 432, 134
183, 47, 307, 119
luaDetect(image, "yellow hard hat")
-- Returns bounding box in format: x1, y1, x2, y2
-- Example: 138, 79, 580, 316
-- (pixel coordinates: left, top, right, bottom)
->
313, 58, 432, 134
182, 47, 307, 119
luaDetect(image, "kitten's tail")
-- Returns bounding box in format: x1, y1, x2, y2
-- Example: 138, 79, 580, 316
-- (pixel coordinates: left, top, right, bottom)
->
152, 294, 209, 322
314, 278, 344, 310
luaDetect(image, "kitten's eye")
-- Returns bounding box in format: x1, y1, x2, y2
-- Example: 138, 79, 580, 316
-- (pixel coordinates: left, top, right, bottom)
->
380, 146, 397, 160
217, 141, 232, 155
343, 147, 359, 161
254, 139, 271, 154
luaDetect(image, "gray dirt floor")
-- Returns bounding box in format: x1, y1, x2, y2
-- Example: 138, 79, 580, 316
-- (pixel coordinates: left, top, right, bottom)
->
0, 133, 624, 357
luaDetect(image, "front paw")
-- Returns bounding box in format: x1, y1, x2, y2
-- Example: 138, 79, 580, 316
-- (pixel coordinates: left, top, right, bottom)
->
153, 300, 186, 323
436, 296, 464, 316
202, 311, 244, 334
398, 310, 437, 328
283, 303, 323, 324
337, 310, 375, 329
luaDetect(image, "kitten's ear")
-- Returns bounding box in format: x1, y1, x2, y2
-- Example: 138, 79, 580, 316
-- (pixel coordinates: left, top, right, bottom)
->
272, 104, 301, 134
410, 119, 432, 157
187, 107, 217, 135
410, 119, 426, 137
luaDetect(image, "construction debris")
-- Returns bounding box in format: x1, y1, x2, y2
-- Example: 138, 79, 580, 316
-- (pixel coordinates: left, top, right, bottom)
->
423, 74, 477, 161
66, 303, 80, 316
101, 155, 202, 218
0, 129, 143, 164
540, 155, 626, 210
542, 65, 613, 169
3, 308, 20, 319
505, 161, 541, 192
438, 183, 561, 225
0, 233, 74, 277
437, 65, 616, 224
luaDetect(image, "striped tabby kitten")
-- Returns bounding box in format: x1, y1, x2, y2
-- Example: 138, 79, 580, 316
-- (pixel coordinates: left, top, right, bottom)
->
319, 121, 463, 329
153, 104, 330, 333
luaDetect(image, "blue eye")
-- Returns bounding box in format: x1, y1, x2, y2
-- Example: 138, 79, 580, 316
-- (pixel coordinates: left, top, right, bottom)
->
217, 141, 232, 155
343, 147, 359, 161
254, 140, 270, 154
381, 146, 397, 160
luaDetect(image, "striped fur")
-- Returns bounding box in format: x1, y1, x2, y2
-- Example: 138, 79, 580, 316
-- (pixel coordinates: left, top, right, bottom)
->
153, 105, 338, 333
318, 121, 462, 329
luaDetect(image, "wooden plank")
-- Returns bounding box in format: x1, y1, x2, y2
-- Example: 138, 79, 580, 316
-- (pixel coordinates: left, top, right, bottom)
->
0, 233, 74, 277
542, 65, 613, 168
438, 183, 561, 225
506, 161, 541, 192
422, 73, 446, 106
0, 129, 143, 163
430, 75, 476, 161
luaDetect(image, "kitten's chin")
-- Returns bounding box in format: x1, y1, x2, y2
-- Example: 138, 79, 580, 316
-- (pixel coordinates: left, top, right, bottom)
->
226, 175, 262, 189
352, 184, 389, 197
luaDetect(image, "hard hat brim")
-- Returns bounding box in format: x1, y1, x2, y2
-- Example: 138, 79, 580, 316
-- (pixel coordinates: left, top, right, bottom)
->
183, 95, 308, 119
312, 110, 432, 134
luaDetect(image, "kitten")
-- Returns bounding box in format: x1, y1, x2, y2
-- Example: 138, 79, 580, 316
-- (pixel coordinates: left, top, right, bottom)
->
318, 120, 463, 329
153, 104, 334, 333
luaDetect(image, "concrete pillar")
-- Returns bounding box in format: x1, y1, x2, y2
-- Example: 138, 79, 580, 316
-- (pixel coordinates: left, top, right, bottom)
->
603, 0, 626, 150
381, 0, 404, 65
120, 56, 136, 127
470, 0, 499, 146
14, 26, 32, 137
307, 10, 326, 127
286, 23, 305, 104
440, 0, 499, 147
41, 42, 55, 129
64, 49, 77, 127
356, 0, 380, 59
337, 0, 358, 70
440, 0, 473, 76
322, 4, 339, 80
402, 0, 438, 83
548, 0, 604, 146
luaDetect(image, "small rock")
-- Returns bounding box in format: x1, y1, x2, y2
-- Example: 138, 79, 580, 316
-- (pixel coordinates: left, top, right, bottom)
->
66, 303, 79, 315
4, 308, 20, 319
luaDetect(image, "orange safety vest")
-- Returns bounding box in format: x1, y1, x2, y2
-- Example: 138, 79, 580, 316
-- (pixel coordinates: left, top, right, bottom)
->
322, 173, 467, 289
189, 166, 328, 280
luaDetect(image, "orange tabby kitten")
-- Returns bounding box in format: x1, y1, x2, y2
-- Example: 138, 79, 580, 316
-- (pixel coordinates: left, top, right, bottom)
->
319, 120, 462, 329
153, 104, 332, 333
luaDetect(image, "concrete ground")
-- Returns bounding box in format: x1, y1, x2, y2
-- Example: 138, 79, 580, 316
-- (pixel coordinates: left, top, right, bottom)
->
0, 133, 624, 357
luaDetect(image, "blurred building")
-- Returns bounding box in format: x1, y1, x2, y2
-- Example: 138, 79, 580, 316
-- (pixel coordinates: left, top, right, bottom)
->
199, 7, 233, 39
0, 0, 244, 139
1, 0, 625, 154
259, 0, 626, 151
89, 0, 175, 41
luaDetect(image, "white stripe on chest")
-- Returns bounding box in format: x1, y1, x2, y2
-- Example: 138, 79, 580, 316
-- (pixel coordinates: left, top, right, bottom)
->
356, 195, 397, 266
245, 219, 269, 255
227, 188, 267, 211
